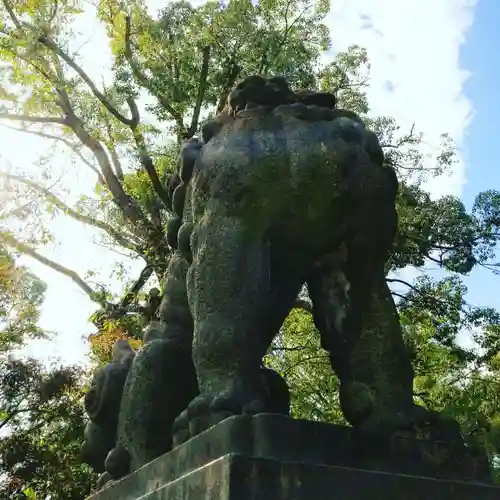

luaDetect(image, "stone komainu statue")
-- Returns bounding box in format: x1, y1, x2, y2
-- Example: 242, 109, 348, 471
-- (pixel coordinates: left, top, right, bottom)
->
82, 75, 463, 486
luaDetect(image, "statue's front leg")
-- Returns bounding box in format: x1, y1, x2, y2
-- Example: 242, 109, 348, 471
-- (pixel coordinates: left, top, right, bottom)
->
173, 210, 271, 441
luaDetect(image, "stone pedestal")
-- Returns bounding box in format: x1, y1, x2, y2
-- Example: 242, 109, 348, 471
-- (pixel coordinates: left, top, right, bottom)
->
88, 414, 500, 500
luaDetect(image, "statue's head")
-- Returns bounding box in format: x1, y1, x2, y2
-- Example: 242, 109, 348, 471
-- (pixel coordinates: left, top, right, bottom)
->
226, 74, 336, 117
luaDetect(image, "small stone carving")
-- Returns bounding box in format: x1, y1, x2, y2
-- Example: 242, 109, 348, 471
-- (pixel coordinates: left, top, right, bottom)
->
81, 340, 135, 473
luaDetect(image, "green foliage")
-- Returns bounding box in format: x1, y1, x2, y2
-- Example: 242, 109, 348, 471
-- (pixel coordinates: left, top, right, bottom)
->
265, 308, 345, 425
0, 250, 95, 498
391, 185, 500, 274
0, 247, 47, 352
0, 358, 95, 499
320, 45, 370, 114
122, 142, 178, 215
105, 0, 332, 134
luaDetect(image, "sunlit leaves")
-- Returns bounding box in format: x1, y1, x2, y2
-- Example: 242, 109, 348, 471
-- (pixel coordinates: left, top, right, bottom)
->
122, 142, 177, 214
0, 247, 47, 352
88, 322, 142, 365
320, 45, 370, 114
265, 308, 345, 424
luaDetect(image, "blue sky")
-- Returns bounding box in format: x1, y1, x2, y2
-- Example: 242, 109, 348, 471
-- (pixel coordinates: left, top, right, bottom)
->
460, 0, 500, 312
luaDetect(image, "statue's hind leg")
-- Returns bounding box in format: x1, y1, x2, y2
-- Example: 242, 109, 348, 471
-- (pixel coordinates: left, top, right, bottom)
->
308, 244, 463, 442
173, 211, 273, 440
337, 259, 462, 442
306, 168, 417, 431
314, 256, 415, 422
307, 247, 412, 424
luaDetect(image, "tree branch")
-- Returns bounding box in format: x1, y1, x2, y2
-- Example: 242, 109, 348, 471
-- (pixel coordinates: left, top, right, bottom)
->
130, 124, 171, 210
37, 34, 136, 127
3, 63, 162, 254
118, 265, 154, 309
271, 344, 316, 352
381, 124, 418, 148
283, 354, 330, 376
264, 3, 312, 76
216, 59, 240, 113
0, 113, 66, 125
0, 172, 140, 253
1, 0, 22, 30
106, 143, 125, 181
386, 277, 416, 290
1, 43, 57, 84
392, 291, 407, 301
117, 25, 171, 210
100, 112, 126, 181
124, 15, 185, 140
1, 232, 103, 304
2, 7, 168, 265
0, 404, 27, 431
0, 123, 105, 184
64, 111, 168, 260
186, 46, 210, 138
63, 111, 154, 239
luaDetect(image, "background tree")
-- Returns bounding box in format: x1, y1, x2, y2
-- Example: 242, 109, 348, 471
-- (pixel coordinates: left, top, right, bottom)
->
0, 246, 96, 498
0, 358, 94, 499
0, 0, 499, 488
0, 246, 46, 352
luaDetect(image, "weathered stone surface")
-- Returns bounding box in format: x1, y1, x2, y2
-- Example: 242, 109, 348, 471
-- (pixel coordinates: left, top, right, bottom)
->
87, 414, 495, 500
89, 453, 500, 500
81, 75, 484, 482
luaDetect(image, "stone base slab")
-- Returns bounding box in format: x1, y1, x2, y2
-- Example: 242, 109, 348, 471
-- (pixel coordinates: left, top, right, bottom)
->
87, 414, 497, 499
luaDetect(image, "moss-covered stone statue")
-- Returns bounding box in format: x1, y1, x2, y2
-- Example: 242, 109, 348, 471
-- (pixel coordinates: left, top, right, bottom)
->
83, 75, 464, 486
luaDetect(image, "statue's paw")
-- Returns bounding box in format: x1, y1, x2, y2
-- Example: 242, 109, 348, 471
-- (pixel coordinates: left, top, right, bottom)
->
209, 390, 266, 416
412, 406, 464, 444
359, 405, 464, 445
171, 391, 266, 447
384, 405, 463, 443
358, 409, 414, 436
96, 472, 115, 490
172, 394, 212, 447
104, 445, 130, 480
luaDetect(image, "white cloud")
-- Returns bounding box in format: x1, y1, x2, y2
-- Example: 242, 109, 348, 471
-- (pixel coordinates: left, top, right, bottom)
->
325, 0, 477, 198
